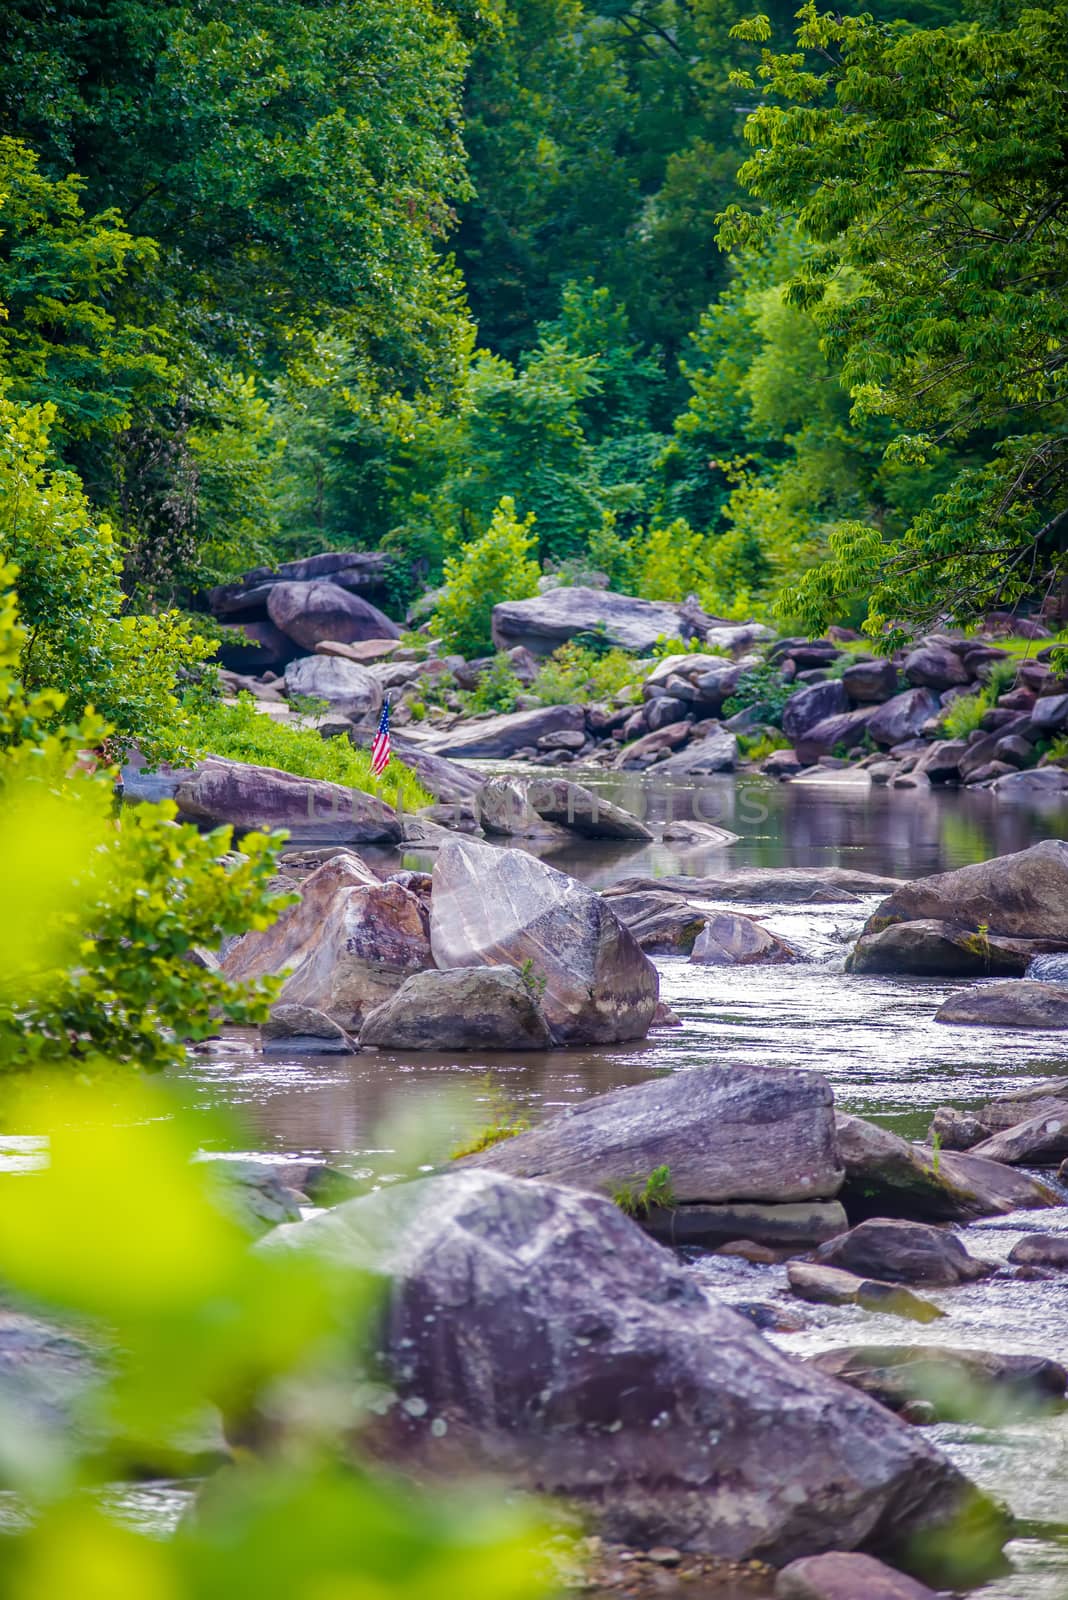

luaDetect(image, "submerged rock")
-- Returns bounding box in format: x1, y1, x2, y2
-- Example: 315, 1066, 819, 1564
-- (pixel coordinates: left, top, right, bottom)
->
429, 838, 659, 1045
1008, 1234, 1068, 1270
809, 1344, 1067, 1424
604, 867, 903, 905
814, 1219, 994, 1287
266, 1169, 996, 1568
459, 1063, 844, 1205
786, 1263, 944, 1324
359, 966, 553, 1052
935, 980, 1068, 1029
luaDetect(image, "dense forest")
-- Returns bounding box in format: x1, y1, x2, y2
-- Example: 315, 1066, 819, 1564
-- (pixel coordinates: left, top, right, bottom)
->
0, 0, 1064, 755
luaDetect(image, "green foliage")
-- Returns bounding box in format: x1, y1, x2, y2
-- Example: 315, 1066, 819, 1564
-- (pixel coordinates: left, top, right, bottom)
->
0, 393, 208, 762
460, 654, 523, 714
612, 1164, 676, 1218
737, 728, 791, 761
721, 1, 1068, 639
940, 659, 1021, 742
450, 1073, 533, 1160
0, 1077, 555, 1598
532, 642, 643, 706
721, 664, 794, 728
430, 497, 541, 657
191, 694, 433, 814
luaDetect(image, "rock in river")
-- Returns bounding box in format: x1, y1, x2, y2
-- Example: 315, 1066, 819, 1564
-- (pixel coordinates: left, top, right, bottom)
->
429, 838, 659, 1045
935, 980, 1068, 1029
262, 1002, 356, 1054
689, 911, 798, 966
776, 1551, 939, 1600
604, 867, 903, 905
459, 1063, 844, 1205
176, 757, 402, 844
359, 966, 553, 1052
861, 840, 1068, 943
266, 1169, 996, 1568
809, 1344, 1067, 1425
848, 920, 1045, 977
786, 1263, 944, 1325
815, 1219, 994, 1287
1008, 1234, 1068, 1271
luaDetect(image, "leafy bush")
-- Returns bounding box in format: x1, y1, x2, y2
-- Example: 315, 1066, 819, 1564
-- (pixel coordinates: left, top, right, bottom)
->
612, 1164, 676, 1217
430, 496, 541, 657
532, 642, 643, 706
460, 654, 523, 714
190, 694, 433, 813
737, 729, 791, 761
941, 691, 988, 740
721, 663, 794, 728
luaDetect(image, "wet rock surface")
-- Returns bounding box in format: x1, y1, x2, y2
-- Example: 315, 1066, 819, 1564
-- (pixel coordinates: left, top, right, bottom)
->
814, 1219, 995, 1286
808, 1343, 1067, 1424
775, 1550, 939, 1600
935, 980, 1068, 1029
359, 965, 553, 1051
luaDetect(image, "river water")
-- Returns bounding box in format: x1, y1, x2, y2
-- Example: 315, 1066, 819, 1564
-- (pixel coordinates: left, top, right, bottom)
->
176, 770, 1068, 1597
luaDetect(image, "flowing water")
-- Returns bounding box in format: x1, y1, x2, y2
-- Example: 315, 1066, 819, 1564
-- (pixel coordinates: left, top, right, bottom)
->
172, 773, 1068, 1592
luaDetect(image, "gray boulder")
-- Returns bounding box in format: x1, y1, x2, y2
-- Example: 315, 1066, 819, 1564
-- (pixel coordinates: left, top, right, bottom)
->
814, 1219, 994, 1286
605, 867, 903, 904
430, 838, 659, 1044
644, 1200, 847, 1252
935, 980, 1068, 1029
460, 1063, 844, 1205
267, 1169, 991, 1565
210, 552, 395, 619
841, 659, 900, 704
834, 1112, 1057, 1221
969, 1108, 1068, 1164
902, 644, 970, 690
992, 766, 1068, 799
491, 586, 768, 656
474, 775, 562, 838
782, 680, 850, 742
283, 655, 383, 721
809, 1344, 1067, 1424
262, 1003, 356, 1054
786, 1263, 944, 1325
359, 966, 553, 1051
776, 1551, 939, 1600
267, 579, 399, 648
523, 775, 653, 841
431, 704, 586, 759
913, 739, 968, 783
861, 840, 1068, 942
848, 920, 1042, 977
1030, 693, 1068, 732
175, 757, 401, 844
1008, 1234, 1068, 1271
655, 729, 738, 773
223, 854, 432, 1029
794, 708, 876, 764
867, 690, 942, 748
689, 912, 798, 966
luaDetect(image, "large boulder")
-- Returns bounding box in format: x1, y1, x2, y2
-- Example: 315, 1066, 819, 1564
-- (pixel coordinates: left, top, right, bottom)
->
840, 660, 900, 704
689, 912, 797, 966
359, 966, 553, 1051
655, 729, 738, 773
847, 920, 1043, 977
491, 586, 769, 656
175, 757, 401, 844
814, 1219, 994, 1286
429, 838, 659, 1044
223, 854, 432, 1028
522, 775, 652, 841
209, 552, 395, 619
609, 893, 709, 954
262, 1002, 356, 1054
776, 1551, 938, 1600
809, 1344, 1067, 1425
267, 1170, 994, 1567
867, 690, 942, 748
267, 579, 400, 648
460, 1063, 844, 1205
1008, 1234, 1068, 1271
833, 1112, 1057, 1222
431, 704, 586, 759
861, 841, 1068, 942
474, 776, 562, 838
794, 708, 876, 765
935, 980, 1068, 1029
969, 1108, 1068, 1164
283, 655, 383, 720
216, 619, 301, 673
782, 681, 850, 742
902, 643, 971, 690
389, 736, 483, 804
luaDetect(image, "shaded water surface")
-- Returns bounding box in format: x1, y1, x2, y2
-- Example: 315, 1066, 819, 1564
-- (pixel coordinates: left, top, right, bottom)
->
176, 772, 1068, 1597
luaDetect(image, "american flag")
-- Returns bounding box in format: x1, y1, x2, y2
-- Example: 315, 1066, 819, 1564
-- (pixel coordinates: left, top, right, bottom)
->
370, 697, 392, 778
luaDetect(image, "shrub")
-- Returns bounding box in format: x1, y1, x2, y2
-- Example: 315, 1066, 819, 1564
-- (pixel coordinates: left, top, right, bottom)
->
460, 654, 522, 714
189, 694, 433, 814
532, 642, 643, 705
941, 691, 988, 740
430, 496, 540, 657
721, 663, 794, 728
612, 1164, 676, 1217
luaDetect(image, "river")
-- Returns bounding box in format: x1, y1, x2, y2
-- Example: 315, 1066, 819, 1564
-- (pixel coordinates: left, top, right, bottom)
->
177, 770, 1068, 1597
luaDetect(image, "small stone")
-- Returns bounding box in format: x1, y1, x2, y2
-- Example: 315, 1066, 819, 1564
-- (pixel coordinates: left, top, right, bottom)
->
647, 1548, 682, 1567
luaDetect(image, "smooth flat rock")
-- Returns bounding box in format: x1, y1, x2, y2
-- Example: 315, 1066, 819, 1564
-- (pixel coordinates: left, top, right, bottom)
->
992, 766, 1068, 799
936, 980, 1068, 1029
833, 1113, 1057, 1221
175, 757, 401, 844
848, 920, 1044, 977
262, 1002, 356, 1054
689, 912, 797, 966
809, 1344, 1067, 1424
459, 1063, 844, 1205
267, 579, 400, 648
283, 654, 383, 720
431, 703, 586, 759
605, 868, 903, 905
430, 838, 659, 1045
655, 730, 739, 774
490, 587, 760, 656
266, 1169, 993, 1566
315, 638, 400, 663
814, 1219, 993, 1287
644, 1200, 848, 1251
524, 776, 653, 841
862, 840, 1068, 941
777, 1551, 938, 1600
359, 966, 552, 1051
969, 1108, 1068, 1164
786, 1263, 944, 1324
660, 819, 740, 845
1008, 1234, 1068, 1270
